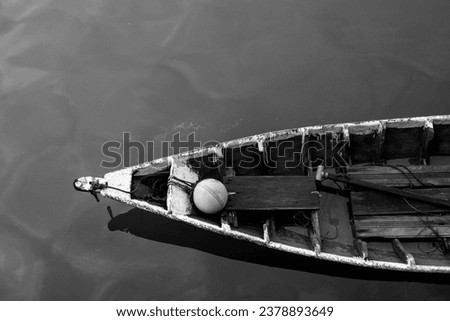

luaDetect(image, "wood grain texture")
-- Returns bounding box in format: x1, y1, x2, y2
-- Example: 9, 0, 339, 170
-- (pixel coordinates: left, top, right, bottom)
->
223, 176, 319, 210
355, 226, 450, 238
354, 214, 450, 238
352, 184, 450, 238
347, 165, 450, 188
351, 188, 450, 216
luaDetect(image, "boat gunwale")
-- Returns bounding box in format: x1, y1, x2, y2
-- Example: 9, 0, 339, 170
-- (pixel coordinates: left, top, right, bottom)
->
107, 114, 450, 176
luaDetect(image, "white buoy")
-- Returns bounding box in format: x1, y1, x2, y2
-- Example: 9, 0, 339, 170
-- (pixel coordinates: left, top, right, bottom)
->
193, 179, 228, 214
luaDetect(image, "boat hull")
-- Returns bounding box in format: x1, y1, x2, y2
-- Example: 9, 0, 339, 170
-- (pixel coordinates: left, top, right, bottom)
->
75, 114, 450, 275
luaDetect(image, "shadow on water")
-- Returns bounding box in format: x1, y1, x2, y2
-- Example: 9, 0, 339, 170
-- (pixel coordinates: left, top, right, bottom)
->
108, 208, 450, 285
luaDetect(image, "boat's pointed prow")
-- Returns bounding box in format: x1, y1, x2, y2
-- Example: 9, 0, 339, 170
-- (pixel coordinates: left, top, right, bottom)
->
73, 176, 107, 201
73, 176, 103, 191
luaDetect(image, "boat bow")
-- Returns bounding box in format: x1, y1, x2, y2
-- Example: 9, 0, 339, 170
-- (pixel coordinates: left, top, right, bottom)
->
73, 176, 107, 201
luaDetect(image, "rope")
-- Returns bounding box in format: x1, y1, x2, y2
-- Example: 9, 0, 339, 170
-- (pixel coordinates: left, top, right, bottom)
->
167, 175, 196, 194
293, 212, 310, 227
375, 163, 432, 188
368, 164, 448, 254
322, 224, 339, 241
378, 164, 414, 188
394, 164, 432, 187
403, 197, 449, 253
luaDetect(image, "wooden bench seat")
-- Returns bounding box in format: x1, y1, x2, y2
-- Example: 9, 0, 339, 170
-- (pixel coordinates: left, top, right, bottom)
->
222, 175, 321, 254
223, 175, 319, 211
351, 188, 450, 239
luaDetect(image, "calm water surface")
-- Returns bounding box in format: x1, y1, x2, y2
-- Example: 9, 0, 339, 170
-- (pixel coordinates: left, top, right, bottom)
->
1, 0, 450, 300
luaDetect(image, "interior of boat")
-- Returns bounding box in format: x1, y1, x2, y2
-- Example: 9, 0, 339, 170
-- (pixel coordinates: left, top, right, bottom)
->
130, 167, 170, 206
130, 117, 450, 269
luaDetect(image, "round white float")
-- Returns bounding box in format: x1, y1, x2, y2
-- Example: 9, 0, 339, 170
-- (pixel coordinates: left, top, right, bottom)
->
193, 179, 228, 214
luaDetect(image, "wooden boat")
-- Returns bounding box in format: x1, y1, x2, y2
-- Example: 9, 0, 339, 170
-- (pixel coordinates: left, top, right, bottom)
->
74, 115, 450, 274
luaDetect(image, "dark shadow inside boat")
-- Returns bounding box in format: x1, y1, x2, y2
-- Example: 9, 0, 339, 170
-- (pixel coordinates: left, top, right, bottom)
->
130, 169, 170, 208
107, 207, 450, 284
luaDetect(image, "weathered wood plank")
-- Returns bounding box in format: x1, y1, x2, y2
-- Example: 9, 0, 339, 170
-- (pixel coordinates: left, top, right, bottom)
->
325, 170, 450, 209
355, 214, 450, 225
354, 214, 450, 238
355, 226, 450, 238
354, 207, 450, 238
351, 189, 450, 216
347, 165, 450, 188
223, 176, 319, 210
349, 165, 450, 174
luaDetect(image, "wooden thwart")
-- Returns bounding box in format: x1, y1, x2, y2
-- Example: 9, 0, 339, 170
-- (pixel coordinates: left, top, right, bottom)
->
223, 176, 319, 211
223, 175, 322, 252
356, 227, 450, 239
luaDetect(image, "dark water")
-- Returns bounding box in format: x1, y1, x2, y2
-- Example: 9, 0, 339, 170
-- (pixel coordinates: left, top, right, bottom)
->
1, 0, 450, 300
